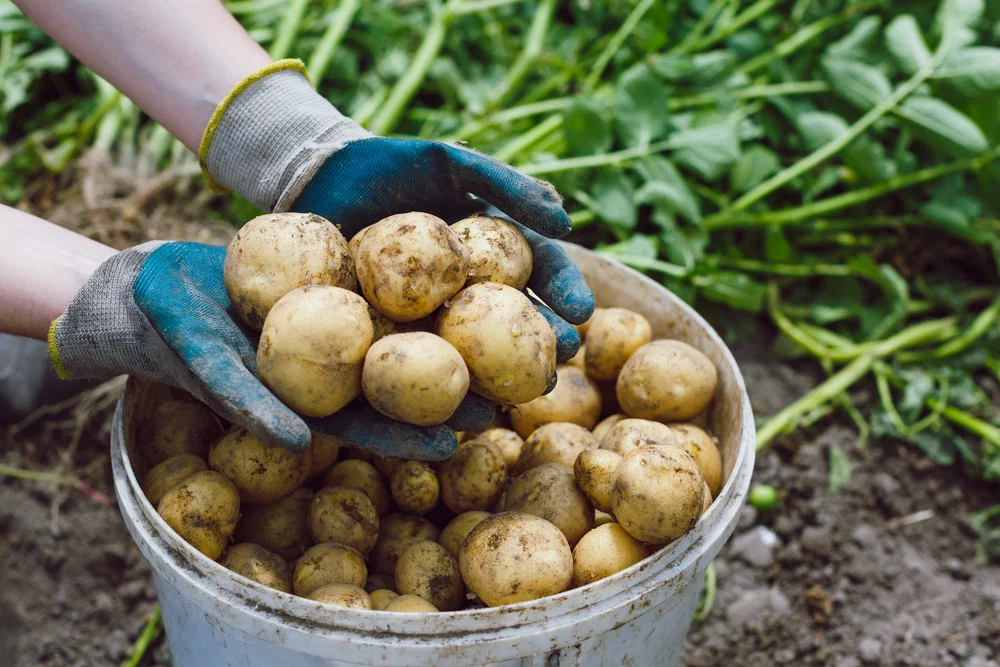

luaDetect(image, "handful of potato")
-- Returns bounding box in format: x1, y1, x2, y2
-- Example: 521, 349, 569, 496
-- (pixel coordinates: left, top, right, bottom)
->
137, 209, 726, 614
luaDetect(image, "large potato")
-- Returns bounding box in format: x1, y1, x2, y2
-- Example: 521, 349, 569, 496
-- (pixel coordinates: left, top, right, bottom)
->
439, 511, 491, 560
451, 214, 532, 290
141, 454, 208, 507
233, 487, 313, 560
308, 584, 372, 609
510, 365, 601, 438
584, 309, 652, 381
356, 212, 470, 322
293, 542, 367, 597
139, 400, 223, 466
157, 471, 240, 560
258, 285, 373, 417
573, 449, 622, 513
220, 543, 293, 593
324, 460, 392, 517
572, 524, 652, 587
362, 333, 469, 425
439, 440, 507, 513
599, 418, 679, 458
473, 428, 523, 470
209, 426, 312, 504
309, 486, 380, 555
517, 422, 598, 473
672, 423, 723, 497
306, 433, 342, 480
504, 463, 594, 546
224, 212, 356, 330
395, 541, 465, 611
616, 340, 718, 422
611, 445, 705, 544
370, 514, 441, 575
390, 461, 440, 515
592, 413, 626, 441
459, 512, 572, 607
436, 282, 556, 405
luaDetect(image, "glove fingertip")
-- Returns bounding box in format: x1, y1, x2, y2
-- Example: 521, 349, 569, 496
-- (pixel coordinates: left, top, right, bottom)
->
446, 393, 496, 431
254, 413, 313, 453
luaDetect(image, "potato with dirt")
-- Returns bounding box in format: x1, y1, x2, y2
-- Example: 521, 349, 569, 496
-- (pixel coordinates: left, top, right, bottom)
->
439, 440, 507, 513
223, 212, 357, 330
220, 543, 294, 593
157, 471, 240, 560
307, 584, 372, 609
517, 422, 598, 473
233, 487, 314, 560
323, 460, 392, 517
209, 426, 312, 504
592, 413, 625, 441
472, 428, 523, 470
257, 285, 373, 417
355, 212, 470, 322
139, 400, 223, 466
599, 418, 679, 458
672, 423, 723, 497
370, 513, 441, 575
450, 214, 532, 289
571, 523, 652, 587
395, 540, 465, 611
438, 511, 491, 560
573, 449, 622, 513
390, 461, 440, 515
459, 512, 573, 607
504, 463, 594, 546
293, 542, 368, 597
436, 282, 556, 405
616, 340, 718, 422
362, 332, 469, 426
306, 433, 342, 480
583, 308, 652, 381
385, 595, 438, 612
309, 486, 380, 555
370, 589, 399, 610
510, 365, 602, 437
612, 445, 705, 544
141, 453, 208, 506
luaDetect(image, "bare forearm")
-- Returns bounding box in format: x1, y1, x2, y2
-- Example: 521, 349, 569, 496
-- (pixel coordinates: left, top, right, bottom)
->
12, 0, 271, 152
0, 205, 116, 340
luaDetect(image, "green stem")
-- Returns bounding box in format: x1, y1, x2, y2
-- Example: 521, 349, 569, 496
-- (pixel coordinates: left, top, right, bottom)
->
929, 398, 1000, 452
693, 562, 717, 622
687, 0, 785, 52
583, 0, 659, 90
306, 0, 360, 86
673, 0, 729, 55
121, 607, 163, 667
823, 359, 869, 451
737, 12, 847, 75
518, 134, 688, 174
711, 255, 854, 277
268, 0, 309, 60
599, 253, 688, 277
453, 0, 527, 13
442, 97, 575, 142
986, 358, 1000, 384
671, 80, 829, 109
896, 294, 1000, 362
496, 115, 562, 163
570, 209, 596, 228
486, 0, 557, 110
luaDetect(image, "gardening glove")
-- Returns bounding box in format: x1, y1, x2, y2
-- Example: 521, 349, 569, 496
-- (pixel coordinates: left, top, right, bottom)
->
47, 241, 494, 458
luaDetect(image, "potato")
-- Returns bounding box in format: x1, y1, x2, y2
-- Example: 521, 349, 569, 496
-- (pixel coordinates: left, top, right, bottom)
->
306, 433, 342, 480
341, 448, 399, 482
471, 428, 523, 470
594, 510, 615, 526
364, 573, 396, 594
233, 487, 313, 560
573, 449, 622, 513
384, 595, 438, 612
220, 543, 293, 593
584, 308, 652, 381
510, 366, 602, 438
390, 461, 440, 515
436, 282, 556, 405
356, 212, 470, 322
371, 514, 441, 575
258, 285, 373, 417
575, 310, 599, 342
611, 445, 705, 544
362, 333, 469, 426
517, 422, 598, 473
142, 454, 208, 506
223, 212, 357, 330
395, 541, 465, 611
370, 589, 399, 610
439, 511, 491, 560
439, 440, 507, 513
616, 340, 718, 422
309, 486, 380, 555
701, 480, 713, 515
459, 512, 573, 607
451, 214, 532, 289
293, 542, 367, 597
139, 400, 223, 466
505, 463, 594, 546
323, 460, 392, 517
599, 418, 679, 458
566, 345, 585, 370
307, 583, 372, 609
592, 413, 626, 441
348, 225, 372, 260
671, 423, 723, 497
209, 426, 312, 504
571, 524, 652, 587
157, 471, 240, 560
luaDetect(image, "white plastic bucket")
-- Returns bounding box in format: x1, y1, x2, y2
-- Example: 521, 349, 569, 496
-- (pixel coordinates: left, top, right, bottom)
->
111, 243, 755, 667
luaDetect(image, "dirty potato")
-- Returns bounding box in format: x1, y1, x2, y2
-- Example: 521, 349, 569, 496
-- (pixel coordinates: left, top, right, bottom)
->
439, 440, 507, 513
233, 487, 314, 560
323, 460, 392, 517
438, 511, 491, 560
472, 428, 523, 470
395, 540, 465, 611
505, 463, 594, 546
573, 449, 622, 513
583, 309, 652, 381
599, 418, 679, 458
370, 589, 399, 610
384, 595, 438, 612
141, 453, 208, 507
220, 543, 293, 593
309, 486, 380, 555
671, 423, 723, 497
209, 426, 312, 504
517, 422, 598, 473
592, 413, 626, 441
451, 214, 532, 290
293, 542, 368, 597
157, 471, 240, 560
510, 365, 602, 438
390, 461, 440, 515
571, 523, 652, 587
139, 400, 223, 466
616, 340, 718, 422
307, 583, 372, 609
370, 514, 441, 575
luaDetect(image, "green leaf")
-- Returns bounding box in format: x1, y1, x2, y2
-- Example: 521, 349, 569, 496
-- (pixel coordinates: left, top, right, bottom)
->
934, 0, 984, 35
730, 144, 780, 193
672, 119, 741, 181
896, 96, 990, 155
562, 99, 611, 156
828, 445, 854, 492
635, 157, 701, 225
827, 16, 882, 58
822, 57, 892, 110
796, 112, 897, 183
599, 233, 658, 259
615, 64, 670, 148
885, 15, 932, 75
692, 272, 767, 312
765, 227, 795, 263
936, 47, 1000, 97
651, 50, 737, 84
591, 170, 637, 232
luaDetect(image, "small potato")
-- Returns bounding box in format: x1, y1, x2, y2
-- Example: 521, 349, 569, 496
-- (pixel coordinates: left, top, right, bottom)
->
363, 333, 469, 426
505, 463, 594, 546
234, 487, 314, 560
307, 583, 372, 609
157, 471, 240, 560
224, 212, 357, 330
395, 541, 465, 611
439, 440, 507, 513
436, 282, 556, 405
611, 445, 705, 544
451, 214, 532, 289
510, 366, 602, 438
209, 426, 312, 504
371, 514, 441, 575
592, 413, 626, 441
517, 422, 598, 473
220, 543, 293, 593
573, 449, 622, 513
390, 461, 440, 515
584, 308, 652, 381
459, 512, 572, 607
370, 589, 399, 610
364, 573, 396, 594
572, 524, 652, 587
306, 433, 342, 480
258, 285, 373, 417
472, 428, 523, 470
384, 595, 438, 612
594, 510, 615, 526
599, 418, 679, 458
309, 487, 380, 555
439, 511, 491, 560
671, 423, 723, 497
139, 400, 223, 466
293, 542, 367, 597
616, 340, 718, 422
356, 212, 470, 322
142, 454, 208, 507
324, 460, 392, 517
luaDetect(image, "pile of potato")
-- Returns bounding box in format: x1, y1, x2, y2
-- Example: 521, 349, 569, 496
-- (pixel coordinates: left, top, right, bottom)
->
138, 210, 724, 613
